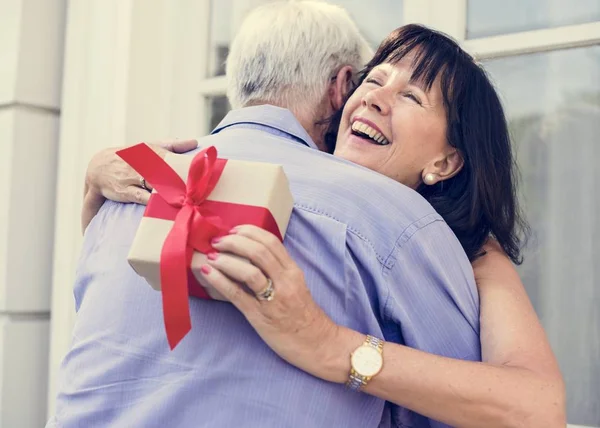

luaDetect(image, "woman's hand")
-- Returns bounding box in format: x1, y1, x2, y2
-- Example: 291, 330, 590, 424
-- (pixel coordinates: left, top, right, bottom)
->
82, 139, 198, 233
200, 225, 343, 382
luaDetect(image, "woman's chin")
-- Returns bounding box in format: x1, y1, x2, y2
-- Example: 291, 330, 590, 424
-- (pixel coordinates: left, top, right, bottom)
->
335, 135, 383, 166
334, 147, 374, 173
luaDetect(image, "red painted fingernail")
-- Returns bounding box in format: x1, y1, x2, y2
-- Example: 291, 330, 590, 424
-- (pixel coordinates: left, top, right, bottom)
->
229, 227, 238, 234
207, 252, 219, 261
211, 237, 221, 244
200, 265, 212, 275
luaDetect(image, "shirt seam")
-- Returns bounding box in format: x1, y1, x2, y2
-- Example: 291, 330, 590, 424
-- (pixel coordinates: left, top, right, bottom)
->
381, 213, 446, 324
293, 203, 388, 265
293, 206, 442, 270
383, 212, 442, 269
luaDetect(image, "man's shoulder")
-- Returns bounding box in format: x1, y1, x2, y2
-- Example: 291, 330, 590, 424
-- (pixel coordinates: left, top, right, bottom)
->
196, 130, 443, 258
197, 129, 439, 221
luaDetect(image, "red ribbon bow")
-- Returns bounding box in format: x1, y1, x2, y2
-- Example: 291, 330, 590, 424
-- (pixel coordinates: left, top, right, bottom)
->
117, 144, 230, 349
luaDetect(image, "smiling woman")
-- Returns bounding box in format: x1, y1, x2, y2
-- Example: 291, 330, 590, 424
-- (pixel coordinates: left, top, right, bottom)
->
330, 25, 527, 265
336, 58, 452, 190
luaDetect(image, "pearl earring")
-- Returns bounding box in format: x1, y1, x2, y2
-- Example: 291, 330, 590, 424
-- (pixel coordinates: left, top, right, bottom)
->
424, 173, 436, 185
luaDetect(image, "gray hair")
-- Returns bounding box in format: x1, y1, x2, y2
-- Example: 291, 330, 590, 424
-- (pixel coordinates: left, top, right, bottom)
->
226, 0, 373, 115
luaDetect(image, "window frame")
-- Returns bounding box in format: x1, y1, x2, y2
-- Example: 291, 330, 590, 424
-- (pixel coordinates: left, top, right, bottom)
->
197, 0, 600, 132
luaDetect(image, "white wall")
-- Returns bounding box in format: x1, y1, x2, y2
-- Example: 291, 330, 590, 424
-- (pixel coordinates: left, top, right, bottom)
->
46, 0, 210, 416
0, 0, 66, 426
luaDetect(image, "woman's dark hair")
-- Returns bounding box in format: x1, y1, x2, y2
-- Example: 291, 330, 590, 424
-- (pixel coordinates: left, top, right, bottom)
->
325, 24, 529, 264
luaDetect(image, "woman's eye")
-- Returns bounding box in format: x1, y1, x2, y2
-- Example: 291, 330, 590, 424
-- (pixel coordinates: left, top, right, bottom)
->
365, 78, 382, 86
404, 92, 422, 105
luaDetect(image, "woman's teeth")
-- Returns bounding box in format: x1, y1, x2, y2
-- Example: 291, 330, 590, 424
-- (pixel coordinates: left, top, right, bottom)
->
351, 122, 389, 145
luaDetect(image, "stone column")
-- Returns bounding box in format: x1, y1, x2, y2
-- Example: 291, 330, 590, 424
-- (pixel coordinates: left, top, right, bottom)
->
0, 0, 66, 426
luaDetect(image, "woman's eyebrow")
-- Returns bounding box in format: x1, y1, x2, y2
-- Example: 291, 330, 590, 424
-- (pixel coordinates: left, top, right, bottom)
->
372, 63, 391, 75
368, 69, 387, 78
408, 76, 429, 92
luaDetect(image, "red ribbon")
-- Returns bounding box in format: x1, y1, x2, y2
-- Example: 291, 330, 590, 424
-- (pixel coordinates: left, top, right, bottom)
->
117, 143, 283, 350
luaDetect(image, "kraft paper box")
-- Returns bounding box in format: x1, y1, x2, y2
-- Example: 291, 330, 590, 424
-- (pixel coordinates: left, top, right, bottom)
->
124, 146, 294, 302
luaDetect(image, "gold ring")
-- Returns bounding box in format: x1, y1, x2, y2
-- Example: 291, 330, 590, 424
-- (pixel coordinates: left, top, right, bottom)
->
255, 278, 275, 301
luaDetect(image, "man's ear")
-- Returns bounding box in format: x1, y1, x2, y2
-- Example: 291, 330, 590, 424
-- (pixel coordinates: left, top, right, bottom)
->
329, 65, 354, 111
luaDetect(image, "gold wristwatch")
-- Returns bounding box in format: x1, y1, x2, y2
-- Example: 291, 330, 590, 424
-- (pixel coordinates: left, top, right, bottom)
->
346, 335, 384, 390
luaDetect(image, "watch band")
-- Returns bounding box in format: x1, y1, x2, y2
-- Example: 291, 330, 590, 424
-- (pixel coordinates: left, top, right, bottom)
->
346, 372, 366, 390
346, 335, 384, 391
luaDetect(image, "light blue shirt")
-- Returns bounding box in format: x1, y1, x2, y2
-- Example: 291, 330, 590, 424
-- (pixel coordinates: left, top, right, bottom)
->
49, 105, 481, 428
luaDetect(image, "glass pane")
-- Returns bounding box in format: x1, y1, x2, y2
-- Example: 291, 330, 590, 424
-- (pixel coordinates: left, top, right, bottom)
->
484, 46, 600, 426
208, 0, 266, 77
325, 0, 402, 48
208, 0, 403, 76
467, 0, 600, 38
206, 95, 231, 132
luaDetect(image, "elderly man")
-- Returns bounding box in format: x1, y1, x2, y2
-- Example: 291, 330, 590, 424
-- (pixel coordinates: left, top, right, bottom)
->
48, 2, 480, 427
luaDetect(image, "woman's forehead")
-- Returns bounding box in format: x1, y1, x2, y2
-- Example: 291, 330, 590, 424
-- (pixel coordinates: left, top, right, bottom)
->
372, 60, 443, 94
374, 43, 452, 93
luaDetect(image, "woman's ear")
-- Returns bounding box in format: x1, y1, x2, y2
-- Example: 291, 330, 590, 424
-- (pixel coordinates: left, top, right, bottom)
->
424, 149, 464, 184
437, 149, 464, 181
329, 65, 354, 111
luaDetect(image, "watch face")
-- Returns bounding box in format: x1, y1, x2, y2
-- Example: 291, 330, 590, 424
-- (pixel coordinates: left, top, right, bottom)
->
351, 345, 383, 377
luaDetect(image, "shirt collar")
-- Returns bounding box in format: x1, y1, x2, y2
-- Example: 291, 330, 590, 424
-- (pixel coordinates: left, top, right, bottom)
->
211, 105, 319, 150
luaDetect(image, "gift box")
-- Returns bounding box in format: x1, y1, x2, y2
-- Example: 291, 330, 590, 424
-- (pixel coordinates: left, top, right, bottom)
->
117, 143, 294, 349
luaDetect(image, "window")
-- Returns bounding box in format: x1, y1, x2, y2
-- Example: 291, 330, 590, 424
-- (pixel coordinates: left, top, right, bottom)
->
207, 95, 231, 132
485, 47, 600, 425
467, 0, 600, 38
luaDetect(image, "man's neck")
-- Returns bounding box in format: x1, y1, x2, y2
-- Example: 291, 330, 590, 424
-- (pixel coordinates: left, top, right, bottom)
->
303, 122, 328, 152
243, 100, 328, 152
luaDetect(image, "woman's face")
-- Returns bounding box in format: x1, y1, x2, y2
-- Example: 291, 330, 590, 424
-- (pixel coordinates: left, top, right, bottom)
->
334, 55, 456, 189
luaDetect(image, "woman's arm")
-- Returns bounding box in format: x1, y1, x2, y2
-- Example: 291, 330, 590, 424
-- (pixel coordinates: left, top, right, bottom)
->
81, 139, 198, 233
322, 242, 566, 427
203, 227, 566, 428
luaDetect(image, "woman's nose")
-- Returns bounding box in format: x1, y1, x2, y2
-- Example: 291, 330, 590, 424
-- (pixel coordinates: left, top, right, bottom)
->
362, 89, 390, 115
